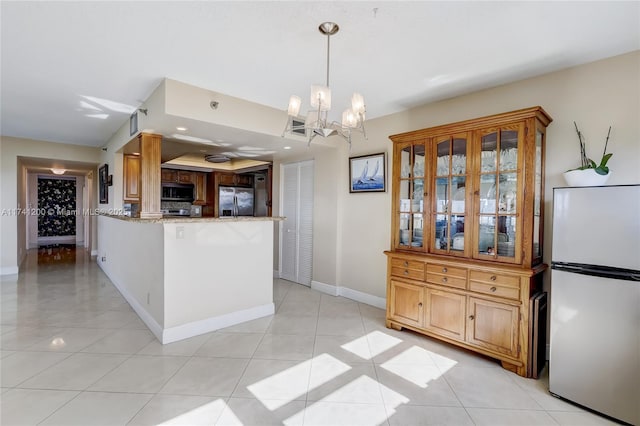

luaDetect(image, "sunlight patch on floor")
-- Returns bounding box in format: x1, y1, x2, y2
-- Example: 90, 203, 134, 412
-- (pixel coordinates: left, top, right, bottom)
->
248, 353, 351, 411
285, 375, 407, 426
159, 398, 228, 425
341, 330, 402, 360
380, 345, 457, 387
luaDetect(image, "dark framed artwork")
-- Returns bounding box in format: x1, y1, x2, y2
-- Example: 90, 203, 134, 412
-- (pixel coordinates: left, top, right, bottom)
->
349, 152, 386, 193
99, 164, 108, 204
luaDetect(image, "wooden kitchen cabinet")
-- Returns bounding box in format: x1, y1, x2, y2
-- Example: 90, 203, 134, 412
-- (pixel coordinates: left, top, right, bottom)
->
216, 172, 253, 187
385, 107, 552, 377
193, 172, 207, 205
161, 169, 177, 183
123, 154, 140, 202
161, 168, 194, 184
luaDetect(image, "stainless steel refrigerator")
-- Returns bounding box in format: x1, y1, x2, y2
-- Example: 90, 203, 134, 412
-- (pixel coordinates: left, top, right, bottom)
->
218, 186, 254, 217
550, 185, 640, 425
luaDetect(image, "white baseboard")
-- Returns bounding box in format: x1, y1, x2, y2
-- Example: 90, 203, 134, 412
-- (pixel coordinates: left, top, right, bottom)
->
339, 286, 387, 309
91, 249, 98, 256
311, 280, 339, 296
98, 260, 275, 344
0, 266, 19, 276
162, 303, 275, 344
97, 262, 164, 342
311, 280, 386, 309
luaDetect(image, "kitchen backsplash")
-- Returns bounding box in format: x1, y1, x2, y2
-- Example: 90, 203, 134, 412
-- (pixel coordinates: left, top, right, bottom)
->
161, 201, 192, 210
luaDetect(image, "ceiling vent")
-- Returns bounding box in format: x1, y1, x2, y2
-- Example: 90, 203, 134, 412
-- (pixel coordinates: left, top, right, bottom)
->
204, 154, 231, 163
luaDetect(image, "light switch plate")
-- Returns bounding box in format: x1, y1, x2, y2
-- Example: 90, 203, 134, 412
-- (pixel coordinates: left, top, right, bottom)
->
176, 226, 185, 239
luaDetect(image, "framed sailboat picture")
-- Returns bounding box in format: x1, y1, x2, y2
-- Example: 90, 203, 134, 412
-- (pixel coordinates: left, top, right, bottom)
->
349, 152, 386, 193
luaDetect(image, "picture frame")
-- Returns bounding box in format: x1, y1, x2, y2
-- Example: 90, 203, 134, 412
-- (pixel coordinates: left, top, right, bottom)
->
129, 111, 138, 136
99, 164, 108, 204
349, 152, 386, 193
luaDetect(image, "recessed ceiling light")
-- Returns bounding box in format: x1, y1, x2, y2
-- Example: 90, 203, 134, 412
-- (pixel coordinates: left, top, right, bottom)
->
284, 146, 292, 150
176, 126, 187, 131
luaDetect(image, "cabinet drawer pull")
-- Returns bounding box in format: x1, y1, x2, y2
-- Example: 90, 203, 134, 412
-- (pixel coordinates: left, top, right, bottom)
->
418, 302, 423, 307
442, 267, 448, 273
442, 277, 448, 283
469, 315, 475, 320
490, 286, 497, 292
490, 275, 497, 281
404, 270, 409, 275
404, 261, 409, 267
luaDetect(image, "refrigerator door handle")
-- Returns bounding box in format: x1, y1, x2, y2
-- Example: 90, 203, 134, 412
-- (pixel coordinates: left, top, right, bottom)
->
552, 261, 640, 282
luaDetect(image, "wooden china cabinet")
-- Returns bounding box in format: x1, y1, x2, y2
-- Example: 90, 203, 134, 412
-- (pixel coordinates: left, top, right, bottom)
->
385, 106, 552, 377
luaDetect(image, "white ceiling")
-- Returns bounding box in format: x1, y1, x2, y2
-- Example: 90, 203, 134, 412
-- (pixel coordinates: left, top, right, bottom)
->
2, 1, 639, 161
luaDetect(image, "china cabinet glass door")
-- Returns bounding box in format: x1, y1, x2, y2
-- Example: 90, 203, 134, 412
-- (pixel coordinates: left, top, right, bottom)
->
475, 125, 522, 263
431, 134, 468, 255
397, 143, 425, 249
532, 128, 544, 261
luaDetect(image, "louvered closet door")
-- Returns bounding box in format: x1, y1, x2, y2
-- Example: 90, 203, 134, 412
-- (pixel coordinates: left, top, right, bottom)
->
280, 160, 314, 286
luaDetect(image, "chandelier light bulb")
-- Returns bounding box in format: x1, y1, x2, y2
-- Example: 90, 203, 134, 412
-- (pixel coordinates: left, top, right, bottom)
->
287, 95, 301, 116
351, 93, 365, 115
310, 85, 331, 111
342, 108, 357, 128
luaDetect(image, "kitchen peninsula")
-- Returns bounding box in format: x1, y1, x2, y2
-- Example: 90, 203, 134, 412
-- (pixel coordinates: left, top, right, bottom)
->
97, 214, 283, 343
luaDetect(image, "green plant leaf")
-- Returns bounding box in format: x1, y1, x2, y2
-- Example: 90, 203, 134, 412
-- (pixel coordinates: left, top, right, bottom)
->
595, 166, 609, 175
599, 153, 613, 169
588, 159, 597, 168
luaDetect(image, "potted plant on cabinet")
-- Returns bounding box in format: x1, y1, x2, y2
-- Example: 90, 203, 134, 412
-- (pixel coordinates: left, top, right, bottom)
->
563, 122, 613, 186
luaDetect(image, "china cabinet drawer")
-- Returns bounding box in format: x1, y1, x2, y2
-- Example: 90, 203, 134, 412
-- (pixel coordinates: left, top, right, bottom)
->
391, 266, 425, 281
469, 281, 520, 300
391, 258, 425, 271
426, 264, 467, 289
469, 271, 519, 288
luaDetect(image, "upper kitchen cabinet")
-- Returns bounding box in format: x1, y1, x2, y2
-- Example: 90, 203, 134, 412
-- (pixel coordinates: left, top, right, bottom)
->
193, 172, 207, 205
161, 168, 195, 184
216, 172, 253, 187
123, 154, 140, 202
389, 107, 551, 268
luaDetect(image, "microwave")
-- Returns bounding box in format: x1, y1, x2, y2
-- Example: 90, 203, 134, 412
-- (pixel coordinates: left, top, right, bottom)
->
161, 183, 194, 201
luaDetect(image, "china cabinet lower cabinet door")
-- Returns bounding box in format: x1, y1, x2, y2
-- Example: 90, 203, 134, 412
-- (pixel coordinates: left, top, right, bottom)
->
424, 288, 466, 341
466, 297, 519, 358
389, 280, 424, 328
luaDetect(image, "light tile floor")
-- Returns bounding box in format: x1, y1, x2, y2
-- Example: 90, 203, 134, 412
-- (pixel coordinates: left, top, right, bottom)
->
0, 248, 619, 425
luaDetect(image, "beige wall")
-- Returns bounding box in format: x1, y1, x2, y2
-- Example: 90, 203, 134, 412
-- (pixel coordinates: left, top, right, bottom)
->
0, 136, 101, 274
336, 51, 640, 299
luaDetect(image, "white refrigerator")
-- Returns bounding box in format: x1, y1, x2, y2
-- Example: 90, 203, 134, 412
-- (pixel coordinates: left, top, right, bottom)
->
550, 185, 640, 425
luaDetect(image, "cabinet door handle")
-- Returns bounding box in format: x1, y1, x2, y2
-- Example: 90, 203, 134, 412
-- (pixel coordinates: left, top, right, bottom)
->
469, 315, 475, 320
490, 286, 497, 292
418, 302, 423, 307
442, 277, 448, 283
442, 267, 448, 273
490, 275, 497, 281
404, 261, 409, 267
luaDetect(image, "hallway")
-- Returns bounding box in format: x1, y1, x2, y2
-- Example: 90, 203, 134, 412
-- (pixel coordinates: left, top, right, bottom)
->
1, 249, 613, 425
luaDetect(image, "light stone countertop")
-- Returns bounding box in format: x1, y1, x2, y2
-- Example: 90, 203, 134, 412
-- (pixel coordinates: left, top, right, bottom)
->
100, 213, 284, 223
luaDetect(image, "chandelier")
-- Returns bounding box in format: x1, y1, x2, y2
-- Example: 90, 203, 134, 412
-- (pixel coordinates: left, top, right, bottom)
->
283, 22, 366, 147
